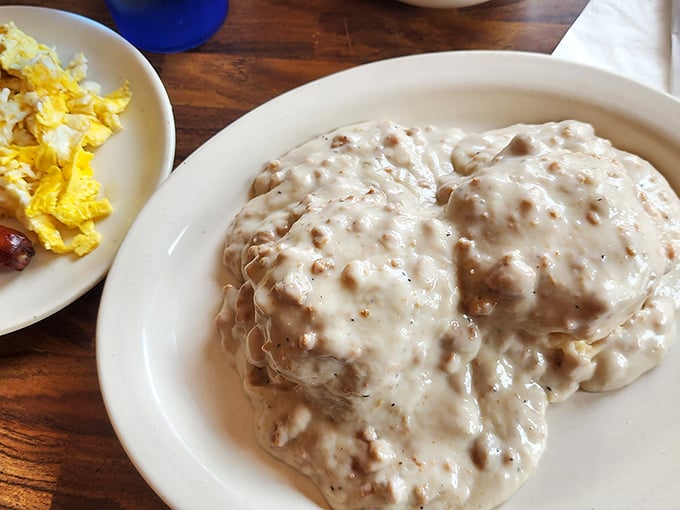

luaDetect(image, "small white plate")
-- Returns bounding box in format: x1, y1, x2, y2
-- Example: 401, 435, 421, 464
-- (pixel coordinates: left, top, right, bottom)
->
0, 6, 174, 335
98, 52, 680, 510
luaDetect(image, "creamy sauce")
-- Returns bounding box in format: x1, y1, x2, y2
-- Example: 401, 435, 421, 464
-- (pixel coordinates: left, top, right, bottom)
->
216, 120, 680, 509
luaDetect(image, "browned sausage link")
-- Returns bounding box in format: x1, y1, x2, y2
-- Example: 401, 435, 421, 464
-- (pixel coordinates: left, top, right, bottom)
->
0, 224, 36, 271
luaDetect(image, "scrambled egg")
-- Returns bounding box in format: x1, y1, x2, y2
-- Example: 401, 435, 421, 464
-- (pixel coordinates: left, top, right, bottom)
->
0, 21, 131, 256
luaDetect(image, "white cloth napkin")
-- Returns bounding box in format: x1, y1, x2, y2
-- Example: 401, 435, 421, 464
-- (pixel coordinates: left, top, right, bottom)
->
552, 0, 672, 94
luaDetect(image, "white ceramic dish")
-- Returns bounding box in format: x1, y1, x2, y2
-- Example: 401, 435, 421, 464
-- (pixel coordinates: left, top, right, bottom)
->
97, 51, 680, 510
0, 6, 174, 335
397, 0, 490, 7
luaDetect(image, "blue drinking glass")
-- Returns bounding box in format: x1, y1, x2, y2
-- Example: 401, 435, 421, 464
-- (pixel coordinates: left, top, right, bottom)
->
105, 0, 228, 54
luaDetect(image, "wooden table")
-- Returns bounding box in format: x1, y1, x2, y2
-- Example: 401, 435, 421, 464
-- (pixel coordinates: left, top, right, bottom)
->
0, 0, 589, 508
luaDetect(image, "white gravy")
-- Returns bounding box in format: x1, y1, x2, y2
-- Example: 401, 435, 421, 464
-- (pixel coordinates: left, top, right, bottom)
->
216, 120, 680, 509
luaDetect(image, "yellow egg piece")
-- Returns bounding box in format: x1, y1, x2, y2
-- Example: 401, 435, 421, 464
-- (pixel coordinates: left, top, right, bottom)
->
0, 21, 131, 256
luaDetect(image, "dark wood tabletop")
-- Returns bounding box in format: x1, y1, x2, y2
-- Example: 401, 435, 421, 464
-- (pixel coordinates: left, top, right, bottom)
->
0, 0, 589, 508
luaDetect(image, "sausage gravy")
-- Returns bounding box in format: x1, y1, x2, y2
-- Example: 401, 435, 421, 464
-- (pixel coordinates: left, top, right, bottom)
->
216, 120, 680, 509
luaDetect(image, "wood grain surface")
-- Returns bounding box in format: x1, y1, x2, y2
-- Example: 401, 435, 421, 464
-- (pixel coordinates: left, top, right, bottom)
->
0, 1, 588, 508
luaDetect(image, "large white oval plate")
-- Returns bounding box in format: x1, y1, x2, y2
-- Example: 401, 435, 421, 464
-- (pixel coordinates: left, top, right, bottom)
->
0, 6, 174, 335
97, 51, 680, 510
